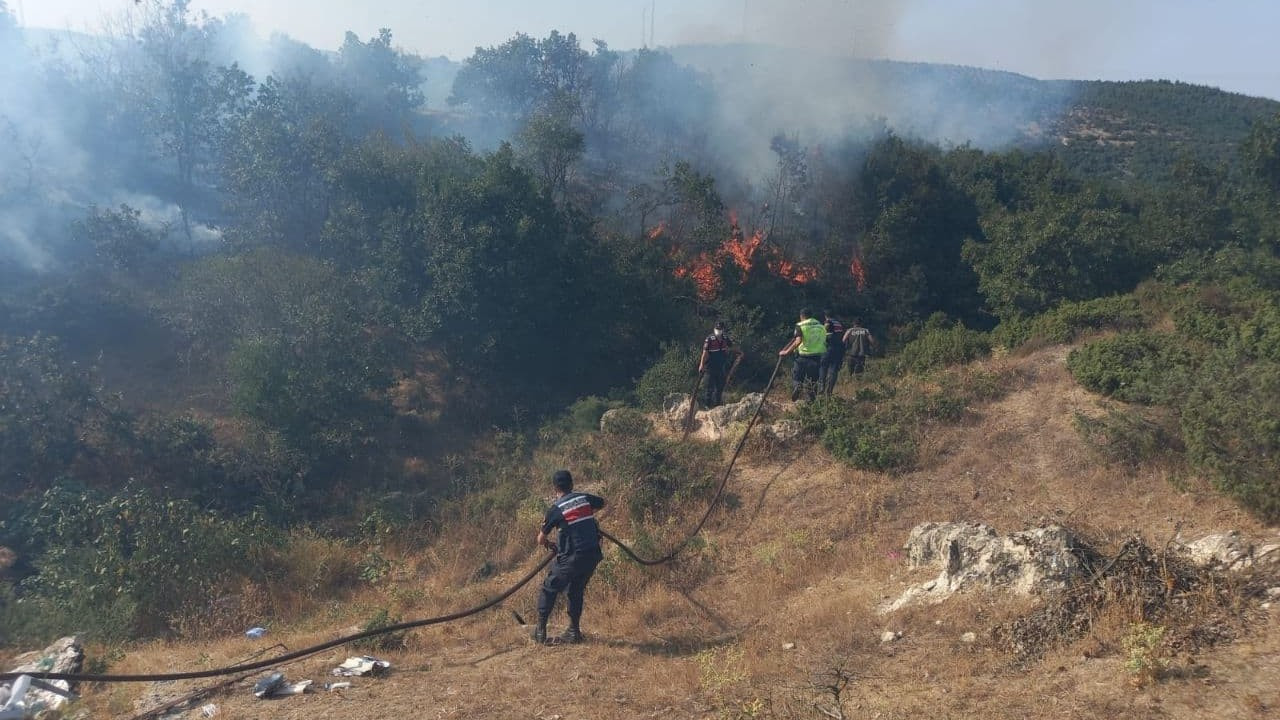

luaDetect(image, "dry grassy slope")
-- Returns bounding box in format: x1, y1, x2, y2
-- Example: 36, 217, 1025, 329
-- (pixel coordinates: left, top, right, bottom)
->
100, 345, 1279, 720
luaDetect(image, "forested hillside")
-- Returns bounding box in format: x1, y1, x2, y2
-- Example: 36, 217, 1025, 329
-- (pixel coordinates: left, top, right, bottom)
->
1, 0, 1279, 652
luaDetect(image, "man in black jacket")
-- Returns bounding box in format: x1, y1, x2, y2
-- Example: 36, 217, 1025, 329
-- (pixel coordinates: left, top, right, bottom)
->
533, 470, 606, 644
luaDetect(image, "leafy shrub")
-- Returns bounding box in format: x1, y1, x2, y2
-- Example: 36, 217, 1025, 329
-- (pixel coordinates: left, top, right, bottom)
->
793, 397, 917, 473
1, 483, 270, 640
564, 396, 621, 432
599, 407, 652, 436
1073, 409, 1183, 469
896, 322, 991, 372
1067, 331, 1183, 404
618, 437, 719, 522
354, 607, 408, 651
633, 342, 698, 410
1180, 355, 1280, 520
994, 294, 1147, 349
1122, 622, 1168, 687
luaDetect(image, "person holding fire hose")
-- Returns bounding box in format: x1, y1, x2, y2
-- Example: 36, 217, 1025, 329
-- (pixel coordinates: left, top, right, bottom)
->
698, 320, 743, 408
778, 308, 826, 401
533, 470, 606, 645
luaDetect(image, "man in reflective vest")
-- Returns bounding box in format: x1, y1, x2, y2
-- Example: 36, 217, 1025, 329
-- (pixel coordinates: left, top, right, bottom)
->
533, 470, 606, 645
778, 308, 827, 401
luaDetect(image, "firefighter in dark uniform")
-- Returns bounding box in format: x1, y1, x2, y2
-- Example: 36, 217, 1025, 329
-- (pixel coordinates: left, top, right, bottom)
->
778, 308, 827, 401
533, 470, 606, 644
818, 309, 846, 396
698, 320, 742, 408
843, 318, 876, 377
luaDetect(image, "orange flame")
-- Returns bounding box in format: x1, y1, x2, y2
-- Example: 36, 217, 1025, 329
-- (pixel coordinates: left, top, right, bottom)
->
850, 255, 867, 292
769, 258, 819, 285
673, 252, 721, 300
724, 230, 763, 278
648, 211, 819, 297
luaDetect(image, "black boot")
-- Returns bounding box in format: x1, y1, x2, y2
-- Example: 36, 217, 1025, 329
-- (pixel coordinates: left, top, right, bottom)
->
532, 620, 548, 644
557, 626, 584, 644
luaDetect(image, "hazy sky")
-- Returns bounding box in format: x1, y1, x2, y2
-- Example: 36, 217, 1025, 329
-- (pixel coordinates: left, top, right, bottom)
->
15, 0, 1280, 100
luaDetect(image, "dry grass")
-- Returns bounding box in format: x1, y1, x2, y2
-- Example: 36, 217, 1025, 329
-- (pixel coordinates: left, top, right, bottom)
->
66, 343, 1280, 720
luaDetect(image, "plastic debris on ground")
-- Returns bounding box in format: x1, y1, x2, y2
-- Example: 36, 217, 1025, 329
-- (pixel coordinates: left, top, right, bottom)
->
323, 682, 352, 691
251, 672, 311, 700
253, 672, 285, 699
330, 656, 392, 677
200, 703, 219, 717
244, 627, 267, 639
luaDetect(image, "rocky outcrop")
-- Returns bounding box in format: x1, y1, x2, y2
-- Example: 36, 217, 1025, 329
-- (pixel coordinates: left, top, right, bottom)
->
4, 635, 83, 713
662, 392, 777, 441
882, 522, 1086, 613
1180, 531, 1280, 571
763, 419, 804, 444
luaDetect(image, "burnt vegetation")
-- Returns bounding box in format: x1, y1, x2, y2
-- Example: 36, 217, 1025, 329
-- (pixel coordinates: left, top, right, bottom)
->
1, 0, 1280, 655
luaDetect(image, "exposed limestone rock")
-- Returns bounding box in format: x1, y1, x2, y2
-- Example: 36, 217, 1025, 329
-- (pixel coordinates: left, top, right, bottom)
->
5, 635, 83, 713
662, 393, 692, 422
883, 522, 1085, 613
764, 418, 803, 444
661, 392, 777, 441
1181, 531, 1280, 571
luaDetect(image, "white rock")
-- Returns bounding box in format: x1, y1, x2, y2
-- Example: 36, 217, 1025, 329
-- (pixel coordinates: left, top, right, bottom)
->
1184, 532, 1253, 570
6, 635, 83, 713
764, 419, 804, 443
880, 631, 901, 643
960, 632, 977, 643
662, 393, 692, 422
881, 522, 1085, 612
782, 642, 796, 651
1179, 532, 1280, 571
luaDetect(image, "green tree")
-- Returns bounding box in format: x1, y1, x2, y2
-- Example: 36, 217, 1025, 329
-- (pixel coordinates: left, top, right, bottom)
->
73, 204, 163, 272
1242, 112, 1280, 195
133, 0, 254, 239
221, 77, 352, 248
965, 192, 1141, 319
336, 29, 425, 134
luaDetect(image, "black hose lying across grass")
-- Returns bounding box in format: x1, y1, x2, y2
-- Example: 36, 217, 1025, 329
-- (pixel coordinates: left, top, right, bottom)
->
1, 356, 785, 684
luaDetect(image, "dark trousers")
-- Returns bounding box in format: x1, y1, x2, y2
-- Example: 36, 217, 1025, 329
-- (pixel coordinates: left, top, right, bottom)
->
847, 354, 866, 374
537, 551, 602, 626
819, 352, 845, 395
791, 355, 821, 401
704, 362, 728, 408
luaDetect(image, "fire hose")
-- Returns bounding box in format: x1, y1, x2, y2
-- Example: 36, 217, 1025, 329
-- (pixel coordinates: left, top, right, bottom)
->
0, 356, 784, 684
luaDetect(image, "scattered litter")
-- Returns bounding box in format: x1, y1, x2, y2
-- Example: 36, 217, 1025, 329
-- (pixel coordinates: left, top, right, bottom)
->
245, 627, 268, 639
274, 680, 312, 696
781, 642, 796, 651
961, 632, 977, 643
331, 656, 392, 677
323, 682, 352, 691
880, 630, 902, 643
252, 672, 313, 699
253, 673, 285, 699
200, 703, 219, 717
